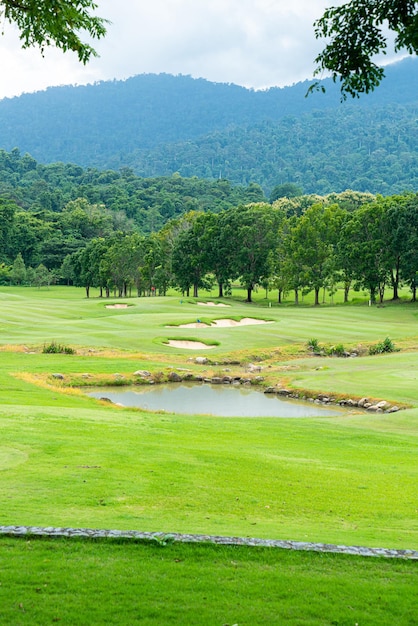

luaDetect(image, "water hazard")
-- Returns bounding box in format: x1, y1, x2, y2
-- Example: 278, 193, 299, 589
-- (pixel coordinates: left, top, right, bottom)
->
88, 383, 344, 418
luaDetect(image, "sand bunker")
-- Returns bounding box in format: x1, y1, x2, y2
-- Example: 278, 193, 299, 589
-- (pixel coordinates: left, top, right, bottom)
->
105, 304, 129, 309
197, 301, 230, 307
171, 318, 272, 329
212, 318, 272, 327
166, 340, 215, 350
167, 322, 209, 329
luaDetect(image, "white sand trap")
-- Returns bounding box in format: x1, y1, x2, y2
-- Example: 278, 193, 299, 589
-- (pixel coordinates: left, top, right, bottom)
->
197, 301, 230, 307
166, 340, 215, 350
172, 322, 210, 328
170, 317, 272, 329
106, 304, 129, 309
211, 318, 273, 327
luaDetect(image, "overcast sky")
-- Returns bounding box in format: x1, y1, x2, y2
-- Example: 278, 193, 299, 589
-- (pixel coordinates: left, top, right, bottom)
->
0, 0, 397, 100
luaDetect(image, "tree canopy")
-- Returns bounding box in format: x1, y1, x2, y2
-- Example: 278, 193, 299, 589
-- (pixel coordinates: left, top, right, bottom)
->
312, 0, 418, 98
1, 0, 108, 63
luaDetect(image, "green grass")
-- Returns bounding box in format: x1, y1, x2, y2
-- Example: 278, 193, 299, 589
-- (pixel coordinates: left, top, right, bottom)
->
0, 286, 417, 623
0, 537, 417, 626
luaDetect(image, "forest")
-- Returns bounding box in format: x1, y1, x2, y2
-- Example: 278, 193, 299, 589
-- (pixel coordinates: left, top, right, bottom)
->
1, 59, 418, 195
1, 148, 416, 305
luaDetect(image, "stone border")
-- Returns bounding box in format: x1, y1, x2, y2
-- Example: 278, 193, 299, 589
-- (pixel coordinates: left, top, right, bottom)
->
0, 526, 416, 560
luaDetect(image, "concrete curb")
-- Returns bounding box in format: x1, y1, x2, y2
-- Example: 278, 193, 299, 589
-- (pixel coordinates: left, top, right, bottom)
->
0, 525, 417, 560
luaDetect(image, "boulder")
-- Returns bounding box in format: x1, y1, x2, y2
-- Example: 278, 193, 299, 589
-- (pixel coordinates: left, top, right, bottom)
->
168, 372, 182, 382
346, 399, 358, 407
52, 373, 64, 380
358, 398, 369, 408
195, 357, 208, 365
133, 370, 151, 378
247, 363, 262, 372
386, 405, 400, 413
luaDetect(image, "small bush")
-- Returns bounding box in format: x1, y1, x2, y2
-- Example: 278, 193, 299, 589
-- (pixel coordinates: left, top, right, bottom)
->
307, 338, 320, 352
369, 337, 396, 355
328, 344, 346, 357
42, 341, 75, 355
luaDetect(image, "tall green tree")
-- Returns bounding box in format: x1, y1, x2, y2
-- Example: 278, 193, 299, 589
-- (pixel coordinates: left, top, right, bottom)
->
339, 201, 389, 303
223, 204, 282, 303
1, 0, 108, 63
172, 213, 213, 298
313, 0, 418, 98
287, 203, 345, 305
0, 197, 16, 263
10, 252, 26, 285
392, 195, 418, 301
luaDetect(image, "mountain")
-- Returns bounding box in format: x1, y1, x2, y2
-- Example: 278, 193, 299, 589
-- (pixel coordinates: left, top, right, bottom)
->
1, 58, 418, 194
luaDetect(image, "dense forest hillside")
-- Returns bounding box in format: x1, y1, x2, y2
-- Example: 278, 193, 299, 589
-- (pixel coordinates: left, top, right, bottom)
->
0, 58, 418, 194
129, 103, 418, 195
0, 149, 265, 234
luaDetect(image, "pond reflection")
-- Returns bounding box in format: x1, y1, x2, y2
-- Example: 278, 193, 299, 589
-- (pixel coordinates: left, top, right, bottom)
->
88, 383, 344, 418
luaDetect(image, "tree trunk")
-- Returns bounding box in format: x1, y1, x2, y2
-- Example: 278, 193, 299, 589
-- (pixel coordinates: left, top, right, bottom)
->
246, 286, 252, 303
193, 284, 198, 298
344, 281, 350, 303
379, 283, 385, 304
85, 285, 90, 298
278, 289, 282, 304
314, 287, 320, 306
391, 259, 400, 300
99, 286, 103, 298
294, 289, 299, 305
218, 282, 224, 298
411, 284, 417, 302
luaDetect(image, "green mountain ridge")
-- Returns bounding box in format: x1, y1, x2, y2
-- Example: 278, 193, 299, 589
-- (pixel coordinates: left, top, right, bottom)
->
0, 58, 418, 194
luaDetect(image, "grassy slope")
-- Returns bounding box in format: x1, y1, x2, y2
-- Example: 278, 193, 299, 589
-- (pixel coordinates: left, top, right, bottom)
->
0, 537, 417, 626
0, 285, 417, 546
0, 286, 417, 624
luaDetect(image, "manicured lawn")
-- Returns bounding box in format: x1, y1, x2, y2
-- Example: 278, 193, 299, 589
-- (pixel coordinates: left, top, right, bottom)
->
0, 286, 417, 623
0, 537, 417, 626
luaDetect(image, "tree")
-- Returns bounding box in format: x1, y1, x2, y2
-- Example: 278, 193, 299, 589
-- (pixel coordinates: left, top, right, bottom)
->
270, 183, 303, 203
312, 0, 418, 98
287, 203, 345, 305
338, 202, 389, 303
1, 0, 108, 63
0, 197, 16, 263
223, 204, 282, 303
10, 252, 26, 285
172, 213, 213, 298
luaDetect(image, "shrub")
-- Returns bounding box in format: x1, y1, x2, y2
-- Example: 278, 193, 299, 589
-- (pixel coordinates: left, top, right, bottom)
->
42, 341, 75, 355
307, 338, 320, 352
328, 344, 346, 357
369, 337, 396, 355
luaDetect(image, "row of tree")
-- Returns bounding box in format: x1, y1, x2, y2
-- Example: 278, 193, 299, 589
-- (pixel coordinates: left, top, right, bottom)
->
42, 194, 418, 304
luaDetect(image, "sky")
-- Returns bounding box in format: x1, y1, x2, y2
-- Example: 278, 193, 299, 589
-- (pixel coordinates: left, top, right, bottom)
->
0, 0, 399, 100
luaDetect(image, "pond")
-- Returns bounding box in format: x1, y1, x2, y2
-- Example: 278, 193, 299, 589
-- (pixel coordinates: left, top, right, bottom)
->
87, 383, 344, 418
